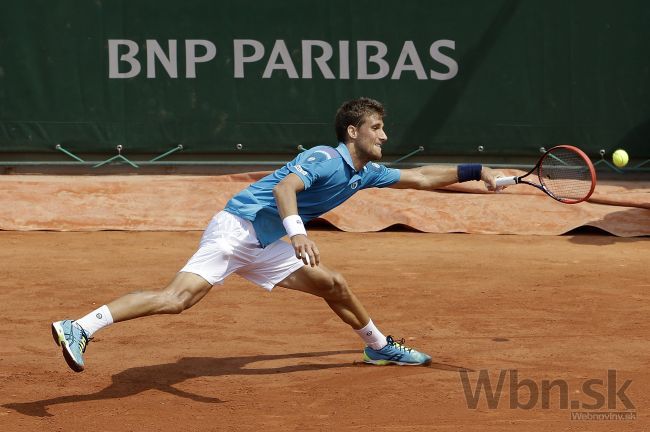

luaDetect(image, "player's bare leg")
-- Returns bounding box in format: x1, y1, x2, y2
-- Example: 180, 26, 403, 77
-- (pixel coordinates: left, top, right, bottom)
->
107, 272, 213, 322
276, 264, 369, 329
52, 272, 211, 372
276, 265, 432, 366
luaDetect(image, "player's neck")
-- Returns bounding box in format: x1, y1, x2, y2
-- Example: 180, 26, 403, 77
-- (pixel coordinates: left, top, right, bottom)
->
345, 142, 369, 172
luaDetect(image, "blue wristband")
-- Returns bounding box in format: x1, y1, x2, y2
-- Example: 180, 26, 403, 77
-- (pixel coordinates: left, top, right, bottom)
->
457, 164, 482, 182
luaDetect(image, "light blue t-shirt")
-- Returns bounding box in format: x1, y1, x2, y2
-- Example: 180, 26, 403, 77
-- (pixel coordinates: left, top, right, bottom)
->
224, 143, 400, 247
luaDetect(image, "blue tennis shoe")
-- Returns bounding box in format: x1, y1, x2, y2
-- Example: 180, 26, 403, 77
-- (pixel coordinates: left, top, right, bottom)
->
363, 335, 432, 366
52, 320, 90, 372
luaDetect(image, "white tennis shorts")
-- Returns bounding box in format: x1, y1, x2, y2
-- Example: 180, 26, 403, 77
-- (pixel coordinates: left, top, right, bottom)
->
179, 211, 304, 290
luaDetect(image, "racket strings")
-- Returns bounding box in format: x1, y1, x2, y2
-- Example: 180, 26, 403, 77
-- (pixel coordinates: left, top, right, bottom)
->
538, 148, 594, 201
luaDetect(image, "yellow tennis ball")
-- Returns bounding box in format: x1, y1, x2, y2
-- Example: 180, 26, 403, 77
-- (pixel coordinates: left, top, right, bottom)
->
612, 149, 629, 168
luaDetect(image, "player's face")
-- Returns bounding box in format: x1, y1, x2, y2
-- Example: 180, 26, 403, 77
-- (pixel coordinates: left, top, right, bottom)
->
353, 113, 387, 161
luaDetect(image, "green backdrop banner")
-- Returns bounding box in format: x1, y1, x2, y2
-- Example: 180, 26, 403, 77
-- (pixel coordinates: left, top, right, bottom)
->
0, 0, 648, 158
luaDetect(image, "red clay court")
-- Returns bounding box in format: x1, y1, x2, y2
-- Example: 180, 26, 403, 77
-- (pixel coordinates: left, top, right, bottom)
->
1, 174, 648, 431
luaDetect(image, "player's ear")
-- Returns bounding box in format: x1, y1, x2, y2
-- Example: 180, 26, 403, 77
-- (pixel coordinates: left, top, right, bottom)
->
347, 125, 357, 140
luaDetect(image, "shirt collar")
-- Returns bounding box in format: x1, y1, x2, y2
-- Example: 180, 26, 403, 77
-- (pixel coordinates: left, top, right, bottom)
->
335, 142, 358, 172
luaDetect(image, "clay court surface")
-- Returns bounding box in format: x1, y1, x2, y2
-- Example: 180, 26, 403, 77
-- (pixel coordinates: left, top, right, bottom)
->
1, 229, 648, 431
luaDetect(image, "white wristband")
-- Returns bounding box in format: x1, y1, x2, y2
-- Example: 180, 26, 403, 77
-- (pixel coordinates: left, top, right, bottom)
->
282, 215, 307, 238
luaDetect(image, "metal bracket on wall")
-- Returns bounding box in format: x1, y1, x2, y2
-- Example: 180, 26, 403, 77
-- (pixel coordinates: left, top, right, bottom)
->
55, 144, 84, 162
149, 144, 184, 162
93, 145, 139, 168
388, 146, 425, 166
593, 149, 623, 173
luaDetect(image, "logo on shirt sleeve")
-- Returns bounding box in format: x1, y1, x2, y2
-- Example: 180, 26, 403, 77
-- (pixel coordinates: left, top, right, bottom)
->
294, 164, 308, 176
305, 150, 332, 163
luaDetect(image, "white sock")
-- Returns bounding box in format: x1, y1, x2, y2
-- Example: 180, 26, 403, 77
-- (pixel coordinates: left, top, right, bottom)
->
354, 319, 387, 350
75, 305, 114, 338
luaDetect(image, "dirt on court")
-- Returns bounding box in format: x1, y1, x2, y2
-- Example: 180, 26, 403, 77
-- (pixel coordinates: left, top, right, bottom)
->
1, 230, 648, 431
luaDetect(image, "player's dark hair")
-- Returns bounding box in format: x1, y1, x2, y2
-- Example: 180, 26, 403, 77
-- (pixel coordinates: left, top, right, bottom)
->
335, 97, 385, 142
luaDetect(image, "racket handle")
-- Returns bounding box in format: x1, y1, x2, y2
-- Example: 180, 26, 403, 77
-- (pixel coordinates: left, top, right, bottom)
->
495, 176, 518, 187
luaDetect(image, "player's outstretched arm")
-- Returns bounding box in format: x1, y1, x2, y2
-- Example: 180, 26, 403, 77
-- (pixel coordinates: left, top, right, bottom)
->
390, 165, 504, 191
273, 173, 320, 267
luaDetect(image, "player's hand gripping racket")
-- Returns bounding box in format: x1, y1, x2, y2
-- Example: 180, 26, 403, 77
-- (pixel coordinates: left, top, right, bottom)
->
495, 145, 596, 204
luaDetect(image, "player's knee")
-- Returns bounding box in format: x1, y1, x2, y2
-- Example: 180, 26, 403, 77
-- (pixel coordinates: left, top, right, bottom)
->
327, 272, 351, 301
159, 290, 188, 314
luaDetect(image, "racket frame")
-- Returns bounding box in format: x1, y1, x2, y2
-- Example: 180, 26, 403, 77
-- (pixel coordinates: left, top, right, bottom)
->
494, 145, 597, 204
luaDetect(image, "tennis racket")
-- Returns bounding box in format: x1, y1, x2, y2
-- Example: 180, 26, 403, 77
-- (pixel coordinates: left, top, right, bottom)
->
495, 145, 596, 204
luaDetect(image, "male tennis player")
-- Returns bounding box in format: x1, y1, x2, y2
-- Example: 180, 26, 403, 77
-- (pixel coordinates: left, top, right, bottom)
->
52, 97, 503, 372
